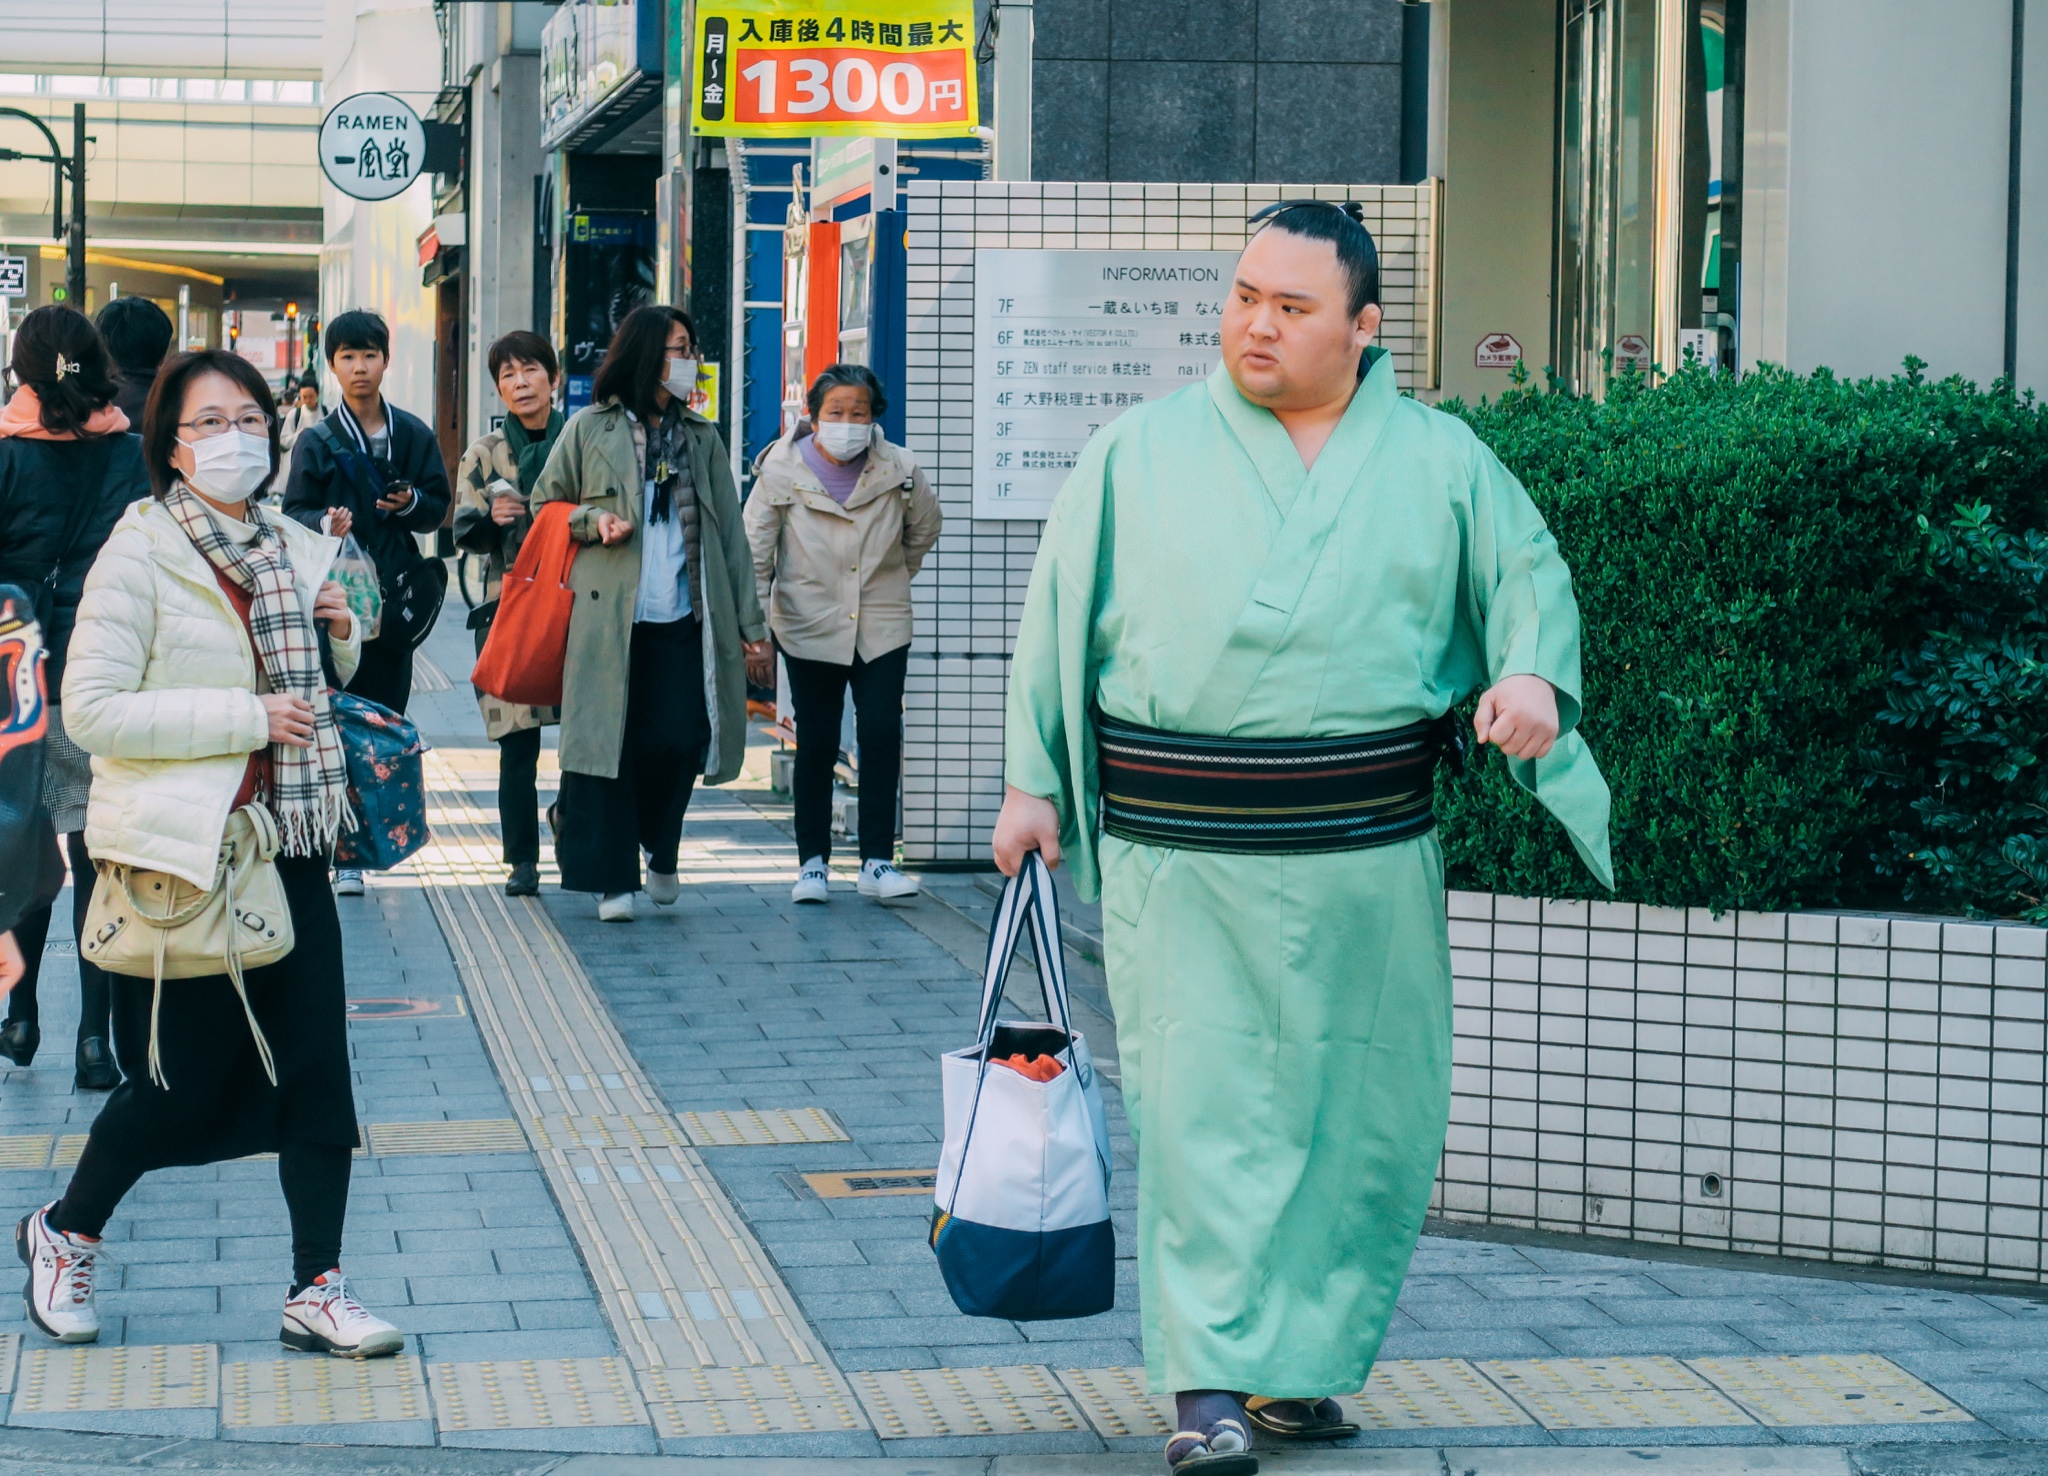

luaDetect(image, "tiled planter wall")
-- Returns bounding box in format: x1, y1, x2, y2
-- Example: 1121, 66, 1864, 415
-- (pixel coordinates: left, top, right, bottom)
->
1435, 891, 2048, 1283
898, 178, 1439, 864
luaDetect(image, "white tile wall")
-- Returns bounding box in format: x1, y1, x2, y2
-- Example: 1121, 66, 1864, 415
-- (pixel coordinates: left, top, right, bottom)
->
1436, 891, 2048, 1283
900, 180, 1441, 864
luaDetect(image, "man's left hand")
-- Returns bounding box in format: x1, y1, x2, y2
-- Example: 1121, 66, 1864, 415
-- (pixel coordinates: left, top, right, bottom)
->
313, 580, 354, 640
375, 483, 418, 515
1473, 674, 1560, 760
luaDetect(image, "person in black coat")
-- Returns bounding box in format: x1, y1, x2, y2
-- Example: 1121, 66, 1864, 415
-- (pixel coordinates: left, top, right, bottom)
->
280, 310, 451, 720
0, 306, 150, 1087
94, 296, 174, 430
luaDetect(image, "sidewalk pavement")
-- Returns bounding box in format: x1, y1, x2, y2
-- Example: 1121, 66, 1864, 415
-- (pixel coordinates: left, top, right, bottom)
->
5, 618, 2048, 1471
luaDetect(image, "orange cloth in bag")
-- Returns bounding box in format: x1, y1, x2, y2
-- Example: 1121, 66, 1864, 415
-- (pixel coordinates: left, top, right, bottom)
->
470, 500, 578, 707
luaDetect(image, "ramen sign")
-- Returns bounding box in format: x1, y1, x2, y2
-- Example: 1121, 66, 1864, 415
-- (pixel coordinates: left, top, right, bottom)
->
319, 92, 427, 201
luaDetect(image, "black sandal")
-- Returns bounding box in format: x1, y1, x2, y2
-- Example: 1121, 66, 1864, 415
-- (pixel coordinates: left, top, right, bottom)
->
1165, 1418, 1258, 1475
1242, 1396, 1357, 1442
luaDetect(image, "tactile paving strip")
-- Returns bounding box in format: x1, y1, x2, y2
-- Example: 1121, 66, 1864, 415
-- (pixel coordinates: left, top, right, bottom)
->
1690, 1354, 1974, 1426
1056, 1366, 1174, 1439
680, 1107, 849, 1147
1482, 1356, 1755, 1429
222, 1355, 429, 1427
641, 1363, 866, 1438
1347, 1358, 1537, 1429
365, 1119, 527, 1156
854, 1366, 1087, 1440
0, 1333, 18, 1398
0, 1135, 52, 1168
51, 1134, 87, 1169
429, 1358, 648, 1432
530, 1113, 691, 1151
15, 1344, 218, 1414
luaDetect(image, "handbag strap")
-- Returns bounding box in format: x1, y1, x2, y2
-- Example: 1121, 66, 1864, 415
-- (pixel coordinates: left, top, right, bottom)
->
972, 852, 1076, 1057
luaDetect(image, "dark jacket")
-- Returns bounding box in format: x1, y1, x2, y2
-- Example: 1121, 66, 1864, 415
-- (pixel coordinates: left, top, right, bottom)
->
0, 434, 149, 687
281, 403, 451, 584
111, 368, 158, 430
0, 584, 62, 936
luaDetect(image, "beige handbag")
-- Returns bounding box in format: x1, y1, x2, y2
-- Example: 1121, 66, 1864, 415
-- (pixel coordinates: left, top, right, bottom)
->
81, 802, 294, 1088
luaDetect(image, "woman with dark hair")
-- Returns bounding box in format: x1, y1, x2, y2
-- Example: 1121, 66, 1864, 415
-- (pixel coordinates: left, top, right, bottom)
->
530, 305, 770, 922
0, 305, 149, 1086
745, 364, 941, 903
18, 348, 404, 1358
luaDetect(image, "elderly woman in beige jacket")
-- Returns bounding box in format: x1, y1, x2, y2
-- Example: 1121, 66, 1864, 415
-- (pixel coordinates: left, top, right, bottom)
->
19, 349, 404, 1362
744, 364, 941, 905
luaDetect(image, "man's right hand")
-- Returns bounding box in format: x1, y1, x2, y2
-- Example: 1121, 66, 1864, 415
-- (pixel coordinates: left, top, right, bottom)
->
262, 693, 316, 748
595, 511, 633, 546
992, 785, 1062, 876
326, 506, 353, 539
490, 492, 525, 527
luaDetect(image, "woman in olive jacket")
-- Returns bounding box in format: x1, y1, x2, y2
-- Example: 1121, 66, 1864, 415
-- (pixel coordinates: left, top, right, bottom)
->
529, 305, 769, 922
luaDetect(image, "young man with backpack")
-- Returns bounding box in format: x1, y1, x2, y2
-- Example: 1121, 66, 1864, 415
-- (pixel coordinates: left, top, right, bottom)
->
281, 310, 450, 895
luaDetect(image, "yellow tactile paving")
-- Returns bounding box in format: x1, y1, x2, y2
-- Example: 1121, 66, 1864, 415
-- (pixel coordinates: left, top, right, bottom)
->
365, 1119, 529, 1156
14, 1344, 217, 1414
681, 1106, 850, 1146
221, 1354, 430, 1427
1690, 1354, 1974, 1426
853, 1366, 1088, 1440
410, 749, 835, 1379
1481, 1356, 1755, 1429
0, 1135, 52, 1169
0, 1333, 18, 1399
640, 1363, 866, 1438
1347, 1357, 1536, 1429
429, 1357, 647, 1432
1056, 1366, 1174, 1439
51, 1134, 87, 1169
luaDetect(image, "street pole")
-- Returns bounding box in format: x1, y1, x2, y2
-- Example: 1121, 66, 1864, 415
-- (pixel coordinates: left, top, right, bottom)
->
990, 0, 1034, 182
67, 103, 85, 308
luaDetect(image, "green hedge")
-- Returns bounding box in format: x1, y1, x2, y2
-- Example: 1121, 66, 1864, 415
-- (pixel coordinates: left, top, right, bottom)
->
1436, 360, 2048, 915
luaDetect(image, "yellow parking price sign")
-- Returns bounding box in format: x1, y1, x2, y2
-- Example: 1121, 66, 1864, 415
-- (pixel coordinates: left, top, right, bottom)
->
692, 0, 978, 139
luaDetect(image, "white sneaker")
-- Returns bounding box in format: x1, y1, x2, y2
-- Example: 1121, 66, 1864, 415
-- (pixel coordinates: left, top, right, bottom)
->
645, 870, 680, 906
333, 868, 365, 897
281, 1270, 404, 1358
16, 1203, 103, 1343
791, 858, 831, 904
858, 859, 920, 902
597, 891, 635, 922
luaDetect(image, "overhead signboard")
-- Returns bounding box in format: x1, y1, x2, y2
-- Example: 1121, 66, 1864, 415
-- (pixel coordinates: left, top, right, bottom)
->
691, 0, 978, 138
0, 256, 25, 298
971, 249, 1236, 521
319, 92, 426, 201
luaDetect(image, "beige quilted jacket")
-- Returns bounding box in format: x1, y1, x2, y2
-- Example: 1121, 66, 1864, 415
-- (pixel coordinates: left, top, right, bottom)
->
62, 495, 362, 887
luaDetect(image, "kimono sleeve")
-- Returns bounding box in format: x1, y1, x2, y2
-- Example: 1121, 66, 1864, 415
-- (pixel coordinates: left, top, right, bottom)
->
1462, 436, 1615, 890
1004, 429, 1113, 900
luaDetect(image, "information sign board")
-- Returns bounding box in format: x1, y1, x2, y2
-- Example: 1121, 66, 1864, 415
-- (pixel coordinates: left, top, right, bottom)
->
0, 256, 25, 299
972, 249, 1235, 521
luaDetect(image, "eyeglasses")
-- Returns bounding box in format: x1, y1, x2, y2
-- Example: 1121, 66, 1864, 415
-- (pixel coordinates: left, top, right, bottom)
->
178, 411, 274, 438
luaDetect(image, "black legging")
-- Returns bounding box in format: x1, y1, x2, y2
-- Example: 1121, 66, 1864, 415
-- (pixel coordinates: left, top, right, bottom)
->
498, 725, 542, 867
781, 643, 909, 865
5, 831, 113, 1043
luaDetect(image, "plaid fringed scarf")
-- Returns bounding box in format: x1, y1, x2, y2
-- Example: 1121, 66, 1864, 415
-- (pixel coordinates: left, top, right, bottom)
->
163, 482, 353, 856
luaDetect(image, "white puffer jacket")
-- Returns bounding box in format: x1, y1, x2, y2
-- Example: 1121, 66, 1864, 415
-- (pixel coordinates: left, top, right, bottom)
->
62, 495, 362, 887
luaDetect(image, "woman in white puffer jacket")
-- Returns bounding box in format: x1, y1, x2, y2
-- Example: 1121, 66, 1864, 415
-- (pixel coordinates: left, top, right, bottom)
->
16, 349, 405, 1361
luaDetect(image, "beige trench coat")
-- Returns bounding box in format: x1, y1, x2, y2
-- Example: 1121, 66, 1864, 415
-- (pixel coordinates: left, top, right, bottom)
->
743, 427, 942, 666
529, 399, 766, 784
453, 426, 557, 742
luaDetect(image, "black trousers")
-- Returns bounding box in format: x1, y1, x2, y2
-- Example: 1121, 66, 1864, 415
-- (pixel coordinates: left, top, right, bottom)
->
499, 725, 542, 867
781, 643, 909, 865
5, 831, 114, 1044
346, 636, 413, 716
50, 856, 359, 1289
556, 617, 709, 894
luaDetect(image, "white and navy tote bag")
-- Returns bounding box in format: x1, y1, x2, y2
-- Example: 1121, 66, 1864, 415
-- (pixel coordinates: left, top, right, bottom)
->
930, 853, 1115, 1321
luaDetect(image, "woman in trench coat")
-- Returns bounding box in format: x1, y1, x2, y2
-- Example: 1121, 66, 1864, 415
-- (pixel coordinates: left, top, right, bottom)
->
529, 305, 769, 922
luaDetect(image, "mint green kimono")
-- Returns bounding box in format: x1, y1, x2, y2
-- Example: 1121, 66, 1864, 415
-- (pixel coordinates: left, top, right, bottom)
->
1005, 350, 1612, 1398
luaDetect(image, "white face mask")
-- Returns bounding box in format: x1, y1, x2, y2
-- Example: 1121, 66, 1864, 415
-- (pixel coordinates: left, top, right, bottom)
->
815, 420, 871, 460
664, 356, 699, 402
181, 429, 272, 502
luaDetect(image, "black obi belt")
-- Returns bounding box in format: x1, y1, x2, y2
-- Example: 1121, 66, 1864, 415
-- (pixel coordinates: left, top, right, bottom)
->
1093, 707, 1458, 856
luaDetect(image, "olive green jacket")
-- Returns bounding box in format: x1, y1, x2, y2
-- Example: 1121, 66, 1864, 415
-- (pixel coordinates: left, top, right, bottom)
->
530, 398, 766, 783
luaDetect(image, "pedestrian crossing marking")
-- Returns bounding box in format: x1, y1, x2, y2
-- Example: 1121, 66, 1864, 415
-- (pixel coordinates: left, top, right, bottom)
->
640, 1363, 865, 1438
429, 1357, 648, 1431
221, 1354, 429, 1427
14, 1343, 217, 1414
680, 1106, 849, 1147
0, 1135, 51, 1169
1689, 1354, 1974, 1426
1481, 1356, 1755, 1429
853, 1366, 1087, 1441
1056, 1366, 1174, 1438
1348, 1357, 1537, 1429
365, 1118, 527, 1156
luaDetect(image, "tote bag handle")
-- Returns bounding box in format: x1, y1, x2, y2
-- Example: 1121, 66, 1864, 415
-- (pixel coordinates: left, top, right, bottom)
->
972, 852, 1076, 1059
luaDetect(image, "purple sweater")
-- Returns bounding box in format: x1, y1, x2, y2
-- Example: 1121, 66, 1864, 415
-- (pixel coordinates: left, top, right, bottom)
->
798, 433, 867, 505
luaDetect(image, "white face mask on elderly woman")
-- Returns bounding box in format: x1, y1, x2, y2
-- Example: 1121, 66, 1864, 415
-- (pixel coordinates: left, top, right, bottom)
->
814, 420, 871, 460
181, 430, 272, 503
